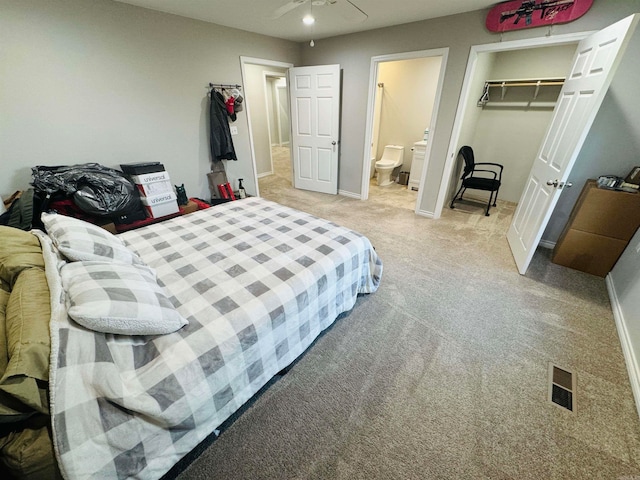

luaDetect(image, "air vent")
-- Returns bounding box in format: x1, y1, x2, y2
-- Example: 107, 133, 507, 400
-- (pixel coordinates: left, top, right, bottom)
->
549, 364, 575, 412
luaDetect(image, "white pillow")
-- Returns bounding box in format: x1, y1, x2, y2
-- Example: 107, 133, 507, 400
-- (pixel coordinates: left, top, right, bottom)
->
60, 261, 188, 335
41, 212, 144, 265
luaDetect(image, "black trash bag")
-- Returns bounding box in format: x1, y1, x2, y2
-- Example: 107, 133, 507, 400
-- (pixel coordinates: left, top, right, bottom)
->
31, 163, 145, 221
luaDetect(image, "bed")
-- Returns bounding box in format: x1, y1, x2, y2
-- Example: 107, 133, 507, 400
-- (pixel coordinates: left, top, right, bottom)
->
0, 197, 382, 479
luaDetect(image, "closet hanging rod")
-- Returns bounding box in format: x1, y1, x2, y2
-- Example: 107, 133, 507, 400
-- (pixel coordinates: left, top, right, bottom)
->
208, 83, 242, 89
485, 79, 565, 88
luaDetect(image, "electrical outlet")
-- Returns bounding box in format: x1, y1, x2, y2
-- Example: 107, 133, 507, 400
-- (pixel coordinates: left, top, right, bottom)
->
230, 126, 238, 135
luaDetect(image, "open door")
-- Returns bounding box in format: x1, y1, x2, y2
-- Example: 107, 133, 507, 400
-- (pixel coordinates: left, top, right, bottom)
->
289, 64, 341, 194
507, 14, 639, 275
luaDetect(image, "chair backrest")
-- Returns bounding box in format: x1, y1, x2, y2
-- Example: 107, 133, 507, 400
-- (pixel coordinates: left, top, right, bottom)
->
459, 146, 475, 179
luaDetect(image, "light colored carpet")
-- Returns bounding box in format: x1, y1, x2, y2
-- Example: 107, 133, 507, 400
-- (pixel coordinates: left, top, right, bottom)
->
172, 146, 640, 479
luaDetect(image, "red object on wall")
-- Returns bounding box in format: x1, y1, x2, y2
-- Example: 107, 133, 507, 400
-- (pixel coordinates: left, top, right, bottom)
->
486, 0, 593, 33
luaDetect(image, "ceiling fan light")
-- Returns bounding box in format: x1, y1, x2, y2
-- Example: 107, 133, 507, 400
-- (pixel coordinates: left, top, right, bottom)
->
303, 15, 315, 25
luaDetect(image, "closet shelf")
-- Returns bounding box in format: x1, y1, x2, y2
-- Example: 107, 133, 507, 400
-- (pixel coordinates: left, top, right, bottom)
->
477, 77, 565, 107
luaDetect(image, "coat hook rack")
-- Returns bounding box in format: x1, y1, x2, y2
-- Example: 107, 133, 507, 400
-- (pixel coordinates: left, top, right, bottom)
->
208, 83, 242, 90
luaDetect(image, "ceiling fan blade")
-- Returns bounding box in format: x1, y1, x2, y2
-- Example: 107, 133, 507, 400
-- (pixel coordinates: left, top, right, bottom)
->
271, 0, 309, 20
336, 0, 368, 23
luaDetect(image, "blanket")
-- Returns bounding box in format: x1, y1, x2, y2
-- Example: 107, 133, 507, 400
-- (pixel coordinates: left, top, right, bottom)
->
41, 199, 382, 479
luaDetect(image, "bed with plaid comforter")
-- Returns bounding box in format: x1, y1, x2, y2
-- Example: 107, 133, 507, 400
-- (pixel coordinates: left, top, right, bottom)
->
41, 198, 382, 479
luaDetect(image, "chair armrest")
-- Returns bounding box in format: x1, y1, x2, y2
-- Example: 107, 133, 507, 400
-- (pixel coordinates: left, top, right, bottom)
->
471, 169, 498, 180
475, 162, 503, 170
474, 163, 503, 180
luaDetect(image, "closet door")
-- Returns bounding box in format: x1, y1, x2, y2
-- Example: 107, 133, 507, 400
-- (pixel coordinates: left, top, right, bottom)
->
507, 14, 639, 275
289, 65, 341, 195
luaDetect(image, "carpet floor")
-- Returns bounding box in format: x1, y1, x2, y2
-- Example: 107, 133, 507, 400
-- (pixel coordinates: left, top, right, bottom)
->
171, 147, 640, 479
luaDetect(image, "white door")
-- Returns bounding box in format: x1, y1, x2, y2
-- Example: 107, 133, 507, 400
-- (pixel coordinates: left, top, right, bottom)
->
289, 65, 340, 194
507, 14, 639, 275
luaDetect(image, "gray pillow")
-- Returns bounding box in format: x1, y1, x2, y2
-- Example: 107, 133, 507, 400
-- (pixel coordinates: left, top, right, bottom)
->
41, 212, 144, 265
60, 261, 188, 335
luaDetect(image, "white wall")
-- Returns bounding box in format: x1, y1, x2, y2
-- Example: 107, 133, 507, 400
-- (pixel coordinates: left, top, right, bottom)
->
0, 0, 301, 200
376, 57, 442, 172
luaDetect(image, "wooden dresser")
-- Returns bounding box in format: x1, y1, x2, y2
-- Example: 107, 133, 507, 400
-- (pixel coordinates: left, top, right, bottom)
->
552, 179, 640, 277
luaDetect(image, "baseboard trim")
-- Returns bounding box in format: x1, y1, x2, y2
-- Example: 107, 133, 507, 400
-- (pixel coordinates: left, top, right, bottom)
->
416, 209, 435, 219
606, 274, 640, 419
339, 190, 361, 199
257, 171, 273, 179
538, 240, 556, 250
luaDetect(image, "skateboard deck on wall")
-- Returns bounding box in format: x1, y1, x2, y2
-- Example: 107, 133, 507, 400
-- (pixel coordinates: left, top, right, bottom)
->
486, 0, 594, 32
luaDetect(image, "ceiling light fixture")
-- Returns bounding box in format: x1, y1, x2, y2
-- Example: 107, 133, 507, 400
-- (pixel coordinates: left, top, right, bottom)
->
307, 2, 315, 47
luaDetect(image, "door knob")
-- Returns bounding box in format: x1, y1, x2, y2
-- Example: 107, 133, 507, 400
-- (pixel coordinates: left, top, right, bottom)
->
331, 141, 337, 145
546, 179, 559, 187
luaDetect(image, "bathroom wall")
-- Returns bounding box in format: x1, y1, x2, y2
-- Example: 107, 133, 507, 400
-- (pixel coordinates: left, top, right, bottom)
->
376, 56, 442, 172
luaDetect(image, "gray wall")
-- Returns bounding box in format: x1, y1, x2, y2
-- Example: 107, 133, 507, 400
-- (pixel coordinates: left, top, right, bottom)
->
301, 0, 640, 225
0, 0, 301, 200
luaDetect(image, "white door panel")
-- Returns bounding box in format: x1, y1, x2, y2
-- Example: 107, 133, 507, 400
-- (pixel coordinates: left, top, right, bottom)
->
289, 65, 340, 194
507, 14, 639, 274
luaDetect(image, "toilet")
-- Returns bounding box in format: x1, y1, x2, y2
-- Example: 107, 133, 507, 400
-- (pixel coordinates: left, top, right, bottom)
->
375, 145, 405, 186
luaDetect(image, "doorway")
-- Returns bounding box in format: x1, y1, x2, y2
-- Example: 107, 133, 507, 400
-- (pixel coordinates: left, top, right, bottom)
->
435, 32, 590, 220
264, 73, 292, 192
446, 43, 578, 219
361, 49, 448, 214
240, 56, 294, 198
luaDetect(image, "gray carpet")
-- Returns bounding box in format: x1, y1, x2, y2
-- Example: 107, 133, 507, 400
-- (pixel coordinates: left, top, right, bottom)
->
173, 148, 640, 479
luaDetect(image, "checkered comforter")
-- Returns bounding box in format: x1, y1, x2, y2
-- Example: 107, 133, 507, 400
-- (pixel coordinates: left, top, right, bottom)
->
42, 198, 382, 480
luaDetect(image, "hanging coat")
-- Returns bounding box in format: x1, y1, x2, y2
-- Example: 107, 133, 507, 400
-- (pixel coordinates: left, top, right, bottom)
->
209, 91, 237, 161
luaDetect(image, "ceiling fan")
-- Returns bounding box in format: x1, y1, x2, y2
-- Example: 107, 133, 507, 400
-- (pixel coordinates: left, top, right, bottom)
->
271, 0, 368, 23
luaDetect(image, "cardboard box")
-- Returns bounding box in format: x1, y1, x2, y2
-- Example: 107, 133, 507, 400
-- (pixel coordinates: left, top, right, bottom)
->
140, 192, 179, 218
569, 182, 640, 241
552, 229, 628, 277
136, 180, 173, 197
131, 171, 171, 185
180, 200, 198, 214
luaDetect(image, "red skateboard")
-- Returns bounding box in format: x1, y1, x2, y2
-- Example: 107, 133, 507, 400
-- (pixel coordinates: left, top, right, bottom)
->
486, 0, 593, 32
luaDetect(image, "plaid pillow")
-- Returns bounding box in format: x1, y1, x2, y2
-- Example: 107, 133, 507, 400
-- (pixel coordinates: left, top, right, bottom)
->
41, 212, 144, 265
60, 261, 188, 335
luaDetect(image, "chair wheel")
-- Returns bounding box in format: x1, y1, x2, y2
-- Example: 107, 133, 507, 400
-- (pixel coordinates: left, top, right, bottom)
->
485, 213, 490, 216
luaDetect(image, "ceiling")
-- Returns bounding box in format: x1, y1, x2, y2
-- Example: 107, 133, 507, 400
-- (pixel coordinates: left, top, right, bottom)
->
114, 0, 497, 42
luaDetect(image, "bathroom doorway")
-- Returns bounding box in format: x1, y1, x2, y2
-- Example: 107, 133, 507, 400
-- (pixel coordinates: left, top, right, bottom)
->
361, 48, 448, 213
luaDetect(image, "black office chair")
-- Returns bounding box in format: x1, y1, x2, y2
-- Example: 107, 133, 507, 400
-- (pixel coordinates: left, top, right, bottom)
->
450, 146, 503, 216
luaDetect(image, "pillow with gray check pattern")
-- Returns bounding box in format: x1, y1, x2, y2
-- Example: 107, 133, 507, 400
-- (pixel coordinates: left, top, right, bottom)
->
60, 261, 188, 335
41, 212, 144, 265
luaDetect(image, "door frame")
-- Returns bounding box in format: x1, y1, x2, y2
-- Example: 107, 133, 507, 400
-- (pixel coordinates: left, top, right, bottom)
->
240, 56, 294, 198
433, 31, 593, 220
361, 48, 449, 212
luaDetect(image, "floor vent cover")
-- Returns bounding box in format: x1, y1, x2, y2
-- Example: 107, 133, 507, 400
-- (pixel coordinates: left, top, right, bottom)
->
549, 364, 575, 412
